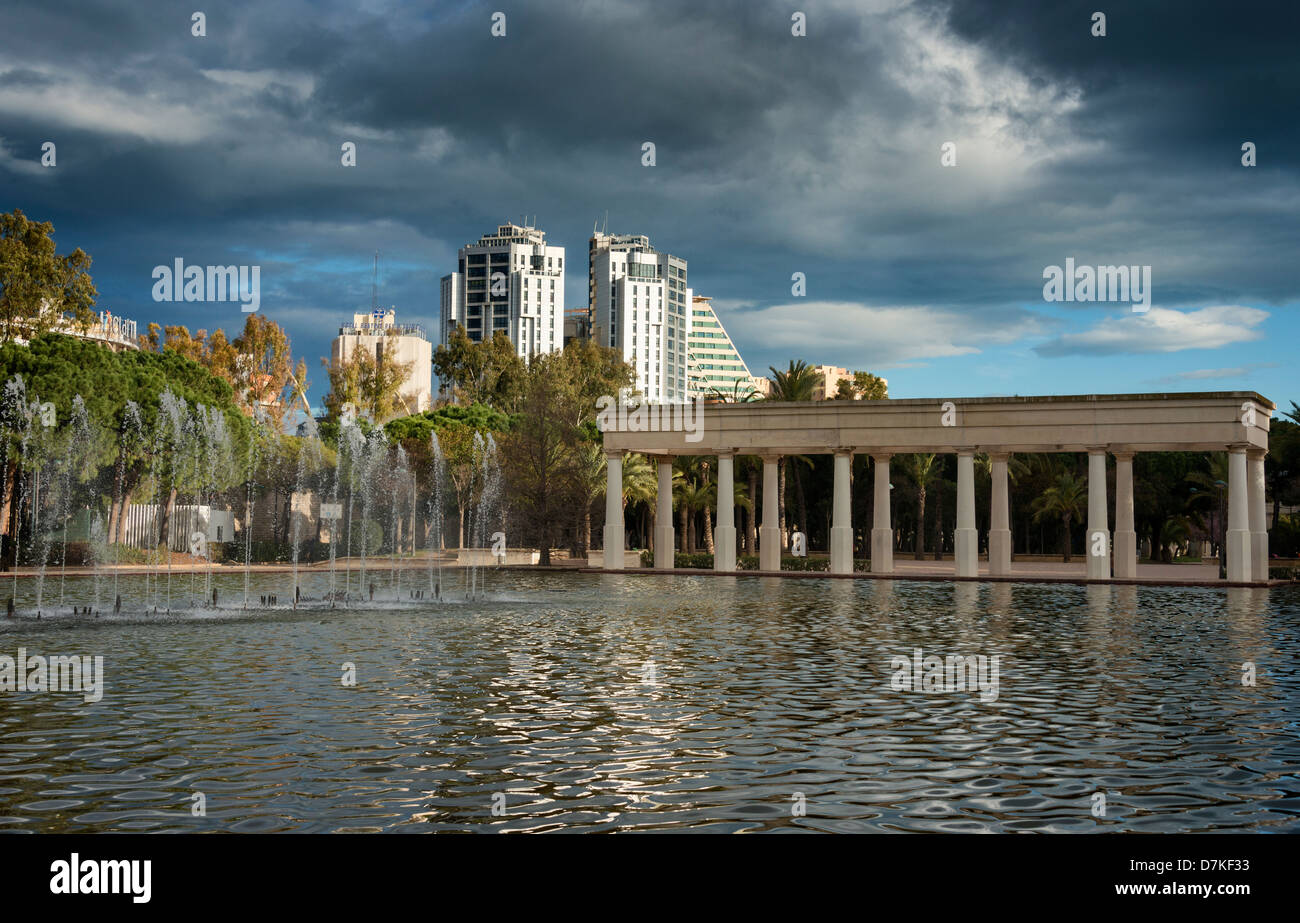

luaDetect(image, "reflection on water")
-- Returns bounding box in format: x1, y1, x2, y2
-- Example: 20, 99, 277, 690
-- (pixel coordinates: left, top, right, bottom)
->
1, 572, 1297, 833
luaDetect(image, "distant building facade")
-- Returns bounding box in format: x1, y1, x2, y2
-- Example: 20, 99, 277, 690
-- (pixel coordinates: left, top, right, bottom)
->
685, 295, 760, 400
36, 310, 139, 352
590, 233, 692, 403
806, 364, 888, 401
563, 306, 591, 346
439, 223, 565, 358
331, 308, 432, 415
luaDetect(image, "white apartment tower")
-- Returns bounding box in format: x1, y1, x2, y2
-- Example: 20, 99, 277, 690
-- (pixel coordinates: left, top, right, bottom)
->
439, 223, 565, 357
590, 234, 691, 403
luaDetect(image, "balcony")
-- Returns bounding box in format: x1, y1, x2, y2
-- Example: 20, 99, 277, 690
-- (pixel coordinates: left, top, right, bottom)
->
338, 322, 427, 340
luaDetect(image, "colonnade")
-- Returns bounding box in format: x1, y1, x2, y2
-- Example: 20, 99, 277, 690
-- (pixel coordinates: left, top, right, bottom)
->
603, 444, 1269, 582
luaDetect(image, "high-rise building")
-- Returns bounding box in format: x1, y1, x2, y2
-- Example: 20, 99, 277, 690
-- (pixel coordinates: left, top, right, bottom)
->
685, 295, 762, 400
439, 223, 565, 357
563, 306, 591, 346
590, 233, 691, 403
588, 231, 650, 314
331, 307, 432, 416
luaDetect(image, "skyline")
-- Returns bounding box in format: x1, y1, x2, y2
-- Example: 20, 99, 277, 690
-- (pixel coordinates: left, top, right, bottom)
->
2, 0, 1296, 411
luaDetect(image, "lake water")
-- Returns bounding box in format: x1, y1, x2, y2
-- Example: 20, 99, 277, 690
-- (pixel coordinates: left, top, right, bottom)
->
1, 571, 1297, 833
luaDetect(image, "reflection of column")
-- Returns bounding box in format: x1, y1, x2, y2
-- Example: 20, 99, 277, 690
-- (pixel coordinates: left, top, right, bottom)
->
871, 454, 893, 573
1086, 583, 1111, 618
654, 456, 674, 569
1086, 448, 1110, 579
604, 450, 624, 570
1247, 448, 1267, 582
830, 449, 854, 574
715, 452, 737, 572
1114, 584, 1138, 619
1226, 445, 1251, 582
988, 452, 1011, 576
1113, 451, 1137, 579
989, 582, 1012, 616
760, 455, 781, 571
954, 581, 978, 617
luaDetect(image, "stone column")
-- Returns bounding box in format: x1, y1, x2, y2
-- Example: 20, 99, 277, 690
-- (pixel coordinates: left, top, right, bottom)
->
988, 452, 1011, 576
715, 452, 737, 572
603, 450, 624, 570
654, 456, 674, 569
830, 449, 854, 574
871, 454, 893, 574
1086, 448, 1111, 579
1113, 450, 1137, 579
955, 450, 977, 577
760, 455, 781, 571
1226, 445, 1252, 582
1248, 448, 1267, 582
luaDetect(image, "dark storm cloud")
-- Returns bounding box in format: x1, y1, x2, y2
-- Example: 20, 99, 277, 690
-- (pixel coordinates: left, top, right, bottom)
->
1, 0, 1296, 397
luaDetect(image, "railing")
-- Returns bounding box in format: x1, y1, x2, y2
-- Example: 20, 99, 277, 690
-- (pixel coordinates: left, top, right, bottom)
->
56, 312, 138, 347
338, 323, 427, 339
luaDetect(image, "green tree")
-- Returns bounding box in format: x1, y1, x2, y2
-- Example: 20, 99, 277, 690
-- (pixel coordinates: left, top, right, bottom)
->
385, 403, 511, 548
853, 371, 888, 400
621, 452, 657, 550
502, 352, 573, 565
767, 360, 817, 402
0, 333, 250, 555
322, 343, 414, 425
898, 453, 940, 559
433, 325, 526, 411
0, 210, 97, 344
1032, 470, 1087, 562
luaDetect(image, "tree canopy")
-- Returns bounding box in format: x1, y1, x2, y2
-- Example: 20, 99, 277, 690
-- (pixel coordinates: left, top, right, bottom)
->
0, 209, 98, 344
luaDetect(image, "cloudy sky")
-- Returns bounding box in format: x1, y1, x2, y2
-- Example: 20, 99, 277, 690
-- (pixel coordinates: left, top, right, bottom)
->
2, 0, 1297, 413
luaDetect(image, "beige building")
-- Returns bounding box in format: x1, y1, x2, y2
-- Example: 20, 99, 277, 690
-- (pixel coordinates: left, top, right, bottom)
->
805, 365, 889, 400
331, 308, 432, 416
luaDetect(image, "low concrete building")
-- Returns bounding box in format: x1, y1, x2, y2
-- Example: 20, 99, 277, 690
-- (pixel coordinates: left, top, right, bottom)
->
332, 308, 432, 416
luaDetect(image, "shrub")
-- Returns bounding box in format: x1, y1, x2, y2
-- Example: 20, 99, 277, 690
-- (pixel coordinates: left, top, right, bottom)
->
1270, 515, 1300, 559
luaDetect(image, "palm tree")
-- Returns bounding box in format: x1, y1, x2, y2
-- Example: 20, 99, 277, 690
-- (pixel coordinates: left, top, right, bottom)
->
705, 380, 762, 404
766, 359, 817, 403
1159, 515, 1194, 560
1187, 453, 1229, 576
730, 478, 753, 542
739, 455, 761, 552
1032, 470, 1087, 562
571, 443, 606, 555
673, 456, 714, 554
898, 453, 939, 559
784, 453, 814, 545
674, 479, 715, 554
621, 453, 656, 550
